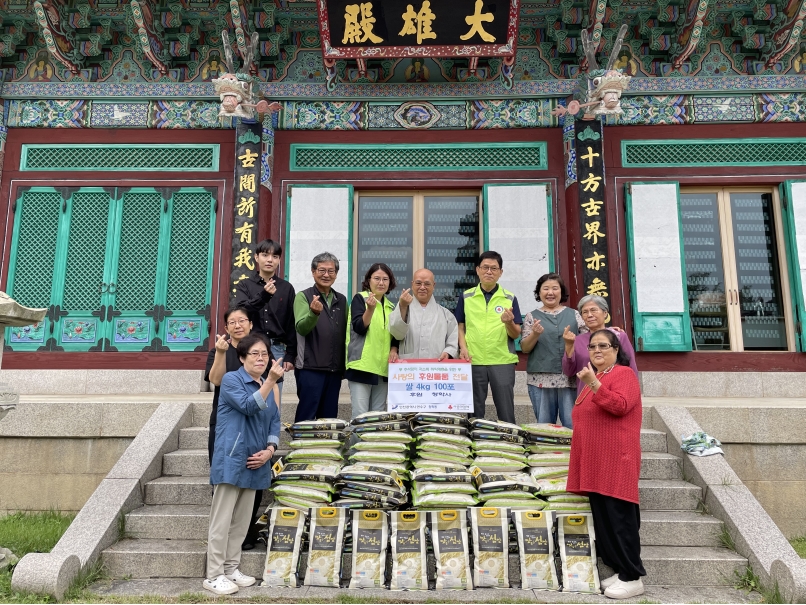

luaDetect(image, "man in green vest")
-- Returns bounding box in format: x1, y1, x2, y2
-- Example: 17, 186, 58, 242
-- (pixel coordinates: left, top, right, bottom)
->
455, 251, 522, 423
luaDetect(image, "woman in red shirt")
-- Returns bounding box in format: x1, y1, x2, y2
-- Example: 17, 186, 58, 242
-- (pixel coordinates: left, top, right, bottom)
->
568, 329, 646, 599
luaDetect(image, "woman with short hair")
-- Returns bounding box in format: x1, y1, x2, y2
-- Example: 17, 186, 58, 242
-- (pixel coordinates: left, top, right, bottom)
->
562, 295, 638, 395
204, 334, 283, 596
520, 273, 586, 428
346, 263, 398, 419
568, 329, 646, 599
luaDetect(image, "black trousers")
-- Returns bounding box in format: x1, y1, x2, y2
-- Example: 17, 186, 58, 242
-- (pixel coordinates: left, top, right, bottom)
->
588, 492, 646, 582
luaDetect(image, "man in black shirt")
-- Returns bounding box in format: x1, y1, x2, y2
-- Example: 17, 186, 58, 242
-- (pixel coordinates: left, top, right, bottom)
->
233, 239, 296, 405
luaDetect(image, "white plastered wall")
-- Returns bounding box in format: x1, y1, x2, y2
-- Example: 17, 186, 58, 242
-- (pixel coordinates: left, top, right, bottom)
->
485, 184, 551, 313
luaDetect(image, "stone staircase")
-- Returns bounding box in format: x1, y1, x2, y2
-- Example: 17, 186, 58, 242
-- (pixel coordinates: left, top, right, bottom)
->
101, 399, 748, 589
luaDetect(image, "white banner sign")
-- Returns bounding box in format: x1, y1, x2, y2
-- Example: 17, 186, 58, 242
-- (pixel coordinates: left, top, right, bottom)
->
387, 360, 473, 413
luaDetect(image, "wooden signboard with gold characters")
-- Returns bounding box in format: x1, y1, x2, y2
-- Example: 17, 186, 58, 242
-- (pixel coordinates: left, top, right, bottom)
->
317, 0, 520, 59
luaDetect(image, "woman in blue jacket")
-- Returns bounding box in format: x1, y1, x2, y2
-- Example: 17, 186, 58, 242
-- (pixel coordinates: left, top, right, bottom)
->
204, 334, 284, 596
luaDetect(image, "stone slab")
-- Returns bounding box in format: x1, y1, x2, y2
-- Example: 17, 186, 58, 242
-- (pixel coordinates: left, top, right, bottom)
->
722, 444, 806, 482
743, 481, 806, 539
11, 552, 80, 600
687, 407, 806, 444
641, 372, 764, 398
0, 472, 114, 514
0, 370, 204, 395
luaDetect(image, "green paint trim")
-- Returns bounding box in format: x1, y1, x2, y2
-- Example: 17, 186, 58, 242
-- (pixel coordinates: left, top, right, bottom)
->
19, 144, 221, 172
781, 180, 806, 352
481, 185, 490, 253
621, 138, 806, 168
546, 186, 555, 272
624, 181, 692, 352
289, 142, 548, 172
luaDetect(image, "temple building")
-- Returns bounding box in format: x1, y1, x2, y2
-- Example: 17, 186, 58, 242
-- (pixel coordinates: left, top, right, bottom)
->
1, 0, 806, 388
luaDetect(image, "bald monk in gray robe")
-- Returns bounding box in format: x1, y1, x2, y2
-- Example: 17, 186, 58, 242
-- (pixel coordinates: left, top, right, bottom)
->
389, 269, 459, 361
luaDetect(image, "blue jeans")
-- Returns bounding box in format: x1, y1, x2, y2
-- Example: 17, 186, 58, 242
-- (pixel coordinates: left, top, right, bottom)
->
528, 385, 575, 429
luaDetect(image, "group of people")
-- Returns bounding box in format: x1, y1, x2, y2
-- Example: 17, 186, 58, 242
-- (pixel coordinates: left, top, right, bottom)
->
201, 239, 647, 600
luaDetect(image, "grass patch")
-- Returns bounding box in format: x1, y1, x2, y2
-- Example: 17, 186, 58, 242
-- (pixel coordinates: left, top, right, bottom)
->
0, 510, 76, 604
790, 535, 806, 558
733, 565, 785, 604
717, 523, 736, 551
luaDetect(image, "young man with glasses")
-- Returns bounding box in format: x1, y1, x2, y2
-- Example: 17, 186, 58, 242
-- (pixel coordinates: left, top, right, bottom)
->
233, 239, 296, 404
455, 251, 522, 423
292, 252, 348, 422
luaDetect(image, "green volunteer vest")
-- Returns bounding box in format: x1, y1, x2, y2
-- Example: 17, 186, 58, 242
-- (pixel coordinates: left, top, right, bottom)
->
346, 291, 395, 377
462, 285, 519, 366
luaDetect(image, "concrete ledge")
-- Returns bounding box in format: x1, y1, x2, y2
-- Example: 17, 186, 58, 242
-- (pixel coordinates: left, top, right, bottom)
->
11, 400, 192, 599
0, 370, 204, 395
652, 406, 806, 603
642, 372, 806, 398
11, 553, 80, 601
0, 402, 160, 438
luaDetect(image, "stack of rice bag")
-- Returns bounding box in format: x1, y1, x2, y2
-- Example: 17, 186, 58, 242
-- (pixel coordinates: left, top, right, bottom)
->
521, 423, 590, 512
334, 411, 413, 509
269, 418, 349, 510
410, 413, 478, 509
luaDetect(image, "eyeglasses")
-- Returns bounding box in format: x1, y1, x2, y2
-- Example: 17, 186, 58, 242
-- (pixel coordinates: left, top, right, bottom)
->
413, 281, 433, 287
316, 268, 337, 276
227, 319, 250, 326
479, 265, 501, 273
247, 351, 270, 358
587, 343, 614, 351
371, 277, 390, 283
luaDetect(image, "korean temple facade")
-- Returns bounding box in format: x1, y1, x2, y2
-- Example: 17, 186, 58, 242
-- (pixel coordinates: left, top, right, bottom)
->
2, 0, 806, 381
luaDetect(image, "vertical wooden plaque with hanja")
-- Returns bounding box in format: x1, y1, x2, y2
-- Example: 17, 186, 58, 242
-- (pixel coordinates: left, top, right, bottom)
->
574, 119, 609, 301
231, 120, 262, 298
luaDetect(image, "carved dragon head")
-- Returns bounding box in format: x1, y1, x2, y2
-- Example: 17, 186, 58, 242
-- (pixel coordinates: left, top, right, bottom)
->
579, 24, 631, 117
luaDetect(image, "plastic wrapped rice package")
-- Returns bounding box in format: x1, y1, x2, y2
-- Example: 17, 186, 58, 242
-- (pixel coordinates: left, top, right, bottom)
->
352, 441, 409, 453
412, 492, 478, 509
338, 464, 402, 487
472, 440, 526, 454
415, 451, 473, 466
547, 494, 589, 503
416, 440, 471, 458
520, 422, 573, 440
417, 431, 472, 447
430, 510, 473, 590
469, 507, 509, 588
412, 460, 467, 472
410, 468, 473, 483
557, 514, 601, 593
413, 481, 477, 496
352, 411, 409, 424
534, 477, 568, 495
472, 448, 528, 463
274, 495, 320, 511
273, 461, 341, 483
349, 510, 389, 589
390, 511, 428, 590
349, 450, 408, 464
412, 423, 469, 437
359, 431, 414, 444
285, 448, 344, 463
287, 429, 347, 441
270, 484, 331, 504
472, 468, 539, 495
545, 502, 592, 512
336, 480, 405, 499
477, 490, 537, 502
484, 498, 546, 509
512, 510, 559, 591
353, 421, 411, 434
263, 508, 307, 587
413, 412, 468, 426
332, 498, 387, 510
291, 419, 349, 432
529, 466, 569, 481
528, 443, 571, 453
470, 430, 525, 444
472, 456, 528, 472
469, 418, 525, 436
304, 507, 347, 587
527, 452, 571, 467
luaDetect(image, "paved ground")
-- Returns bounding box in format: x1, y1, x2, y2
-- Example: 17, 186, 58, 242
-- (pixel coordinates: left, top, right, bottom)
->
89, 578, 763, 603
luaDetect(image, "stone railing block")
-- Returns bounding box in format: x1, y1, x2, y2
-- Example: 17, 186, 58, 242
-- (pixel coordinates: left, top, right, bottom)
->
11, 553, 80, 601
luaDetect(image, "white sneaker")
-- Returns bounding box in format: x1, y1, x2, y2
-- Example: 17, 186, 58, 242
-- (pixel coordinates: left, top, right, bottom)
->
604, 578, 645, 599
600, 573, 620, 590
226, 568, 257, 587
203, 574, 239, 595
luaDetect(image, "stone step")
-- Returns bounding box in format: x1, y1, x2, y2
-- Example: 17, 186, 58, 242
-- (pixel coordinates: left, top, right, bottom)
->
192, 400, 656, 430
145, 476, 701, 511
180, 425, 669, 453
102, 539, 745, 586
125, 505, 723, 547
163, 448, 679, 480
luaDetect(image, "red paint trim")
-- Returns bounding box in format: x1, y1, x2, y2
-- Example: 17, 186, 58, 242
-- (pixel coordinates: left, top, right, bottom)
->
2, 351, 209, 370
635, 352, 806, 372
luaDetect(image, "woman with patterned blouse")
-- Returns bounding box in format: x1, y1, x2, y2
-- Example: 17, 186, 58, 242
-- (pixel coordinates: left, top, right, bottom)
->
520, 273, 587, 428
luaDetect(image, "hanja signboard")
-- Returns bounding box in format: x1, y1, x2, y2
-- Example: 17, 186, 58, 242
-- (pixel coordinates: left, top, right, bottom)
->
317, 0, 520, 58
387, 360, 473, 412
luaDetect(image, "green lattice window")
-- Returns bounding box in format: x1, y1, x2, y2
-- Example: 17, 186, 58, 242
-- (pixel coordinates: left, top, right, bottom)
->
622, 138, 806, 167
6, 186, 216, 352
290, 143, 548, 172
20, 144, 220, 171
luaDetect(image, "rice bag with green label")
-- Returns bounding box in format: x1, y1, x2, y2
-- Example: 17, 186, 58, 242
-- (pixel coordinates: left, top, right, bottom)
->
528, 443, 571, 453
352, 441, 409, 453
412, 492, 478, 508
547, 494, 589, 503
411, 459, 467, 471
285, 448, 343, 462
274, 461, 341, 482
469, 418, 525, 437
359, 431, 414, 444
417, 432, 472, 447
332, 498, 387, 510
338, 464, 401, 486
485, 497, 546, 509
416, 441, 471, 458
472, 468, 539, 494
473, 448, 528, 463
471, 440, 525, 454
546, 502, 592, 512
349, 450, 409, 464
274, 495, 320, 511
271, 484, 331, 503
557, 513, 600, 593
415, 451, 472, 466
413, 412, 467, 426
336, 480, 405, 498
353, 421, 411, 434
529, 466, 569, 481
352, 411, 409, 424
411, 468, 473, 483
472, 456, 528, 472
291, 419, 349, 432
272, 480, 336, 493
471, 430, 525, 444
534, 477, 568, 495
288, 439, 343, 449
413, 481, 477, 496
527, 452, 571, 467
412, 423, 468, 437
477, 490, 537, 501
